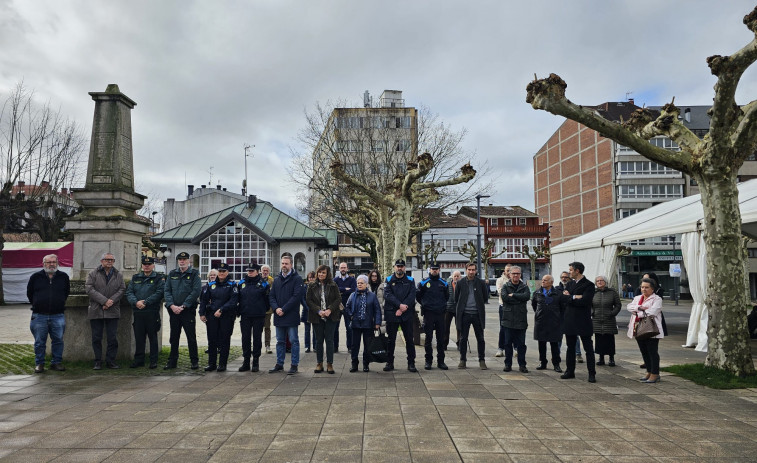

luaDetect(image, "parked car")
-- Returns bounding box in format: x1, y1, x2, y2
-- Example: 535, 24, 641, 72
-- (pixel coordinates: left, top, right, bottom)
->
488, 278, 498, 297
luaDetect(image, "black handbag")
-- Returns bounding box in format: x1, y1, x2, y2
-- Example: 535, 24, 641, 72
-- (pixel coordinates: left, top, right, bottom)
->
634, 314, 660, 340
369, 330, 389, 363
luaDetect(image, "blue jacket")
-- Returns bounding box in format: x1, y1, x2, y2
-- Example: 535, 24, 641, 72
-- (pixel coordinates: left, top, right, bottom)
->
345, 289, 382, 329
238, 275, 270, 318
416, 274, 449, 315
269, 269, 305, 327
334, 273, 357, 306
383, 273, 416, 323
199, 277, 238, 317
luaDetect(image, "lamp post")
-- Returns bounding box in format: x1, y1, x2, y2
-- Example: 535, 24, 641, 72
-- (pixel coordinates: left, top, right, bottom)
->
671, 234, 679, 306
150, 211, 158, 234
243, 143, 254, 196
476, 194, 490, 278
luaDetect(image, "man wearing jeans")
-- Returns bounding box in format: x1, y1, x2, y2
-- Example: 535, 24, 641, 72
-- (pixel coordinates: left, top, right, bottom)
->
268, 255, 305, 375
27, 254, 70, 373
454, 262, 489, 370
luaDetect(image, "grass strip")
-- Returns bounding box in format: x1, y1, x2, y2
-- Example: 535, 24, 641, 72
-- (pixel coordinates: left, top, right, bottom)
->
661, 363, 757, 389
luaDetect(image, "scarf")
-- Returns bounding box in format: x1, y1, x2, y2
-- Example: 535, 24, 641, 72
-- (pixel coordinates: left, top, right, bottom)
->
355, 290, 368, 321
541, 287, 553, 305
320, 282, 327, 312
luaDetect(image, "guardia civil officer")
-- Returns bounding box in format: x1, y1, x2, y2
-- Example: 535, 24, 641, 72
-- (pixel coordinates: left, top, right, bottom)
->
237, 262, 269, 372
417, 262, 449, 370
383, 259, 418, 372
199, 262, 238, 372
163, 252, 202, 370
126, 256, 165, 369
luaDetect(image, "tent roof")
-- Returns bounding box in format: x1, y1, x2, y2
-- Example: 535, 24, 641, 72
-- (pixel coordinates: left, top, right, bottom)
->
552, 178, 757, 254
3, 242, 72, 251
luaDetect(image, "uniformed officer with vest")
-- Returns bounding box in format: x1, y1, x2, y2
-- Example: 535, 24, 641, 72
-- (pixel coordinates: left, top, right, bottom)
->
237, 262, 270, 372
417, 262, 449, 370
383, 259, 418, 372
126, 256, 165, 369
163, 252, 202, 370
199, 262, 238, 372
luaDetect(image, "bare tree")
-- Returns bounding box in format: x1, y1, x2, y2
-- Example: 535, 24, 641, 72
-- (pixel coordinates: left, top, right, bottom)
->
289, 100, 493, 266
0, 82, 86, 303
527, 6, 757, 376
518, 244, 550, 282
459, 239, 504, 278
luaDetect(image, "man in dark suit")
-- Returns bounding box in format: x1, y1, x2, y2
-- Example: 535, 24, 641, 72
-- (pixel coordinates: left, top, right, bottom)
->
560, 261, 597, 383
454, 262, 489, 370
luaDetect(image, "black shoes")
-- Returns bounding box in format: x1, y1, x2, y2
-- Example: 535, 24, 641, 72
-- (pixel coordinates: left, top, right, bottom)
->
503, 365, 512, 372
350, 363, 359, 373
129, 362, 143, 369
363, 365, 370, 372
164, 363, 177, 370
608, 357, 615, 367
596, 359, 605, 366
217, 365, 227, 372
553, 365, 563, 373
383, 363, 394, 372
190, 363, 199, 370
519, 366, 529, 374
588, 374, 596, 383
408, 363, 418, 373
251, 361, 259, 373
204, 365, 217, 372
239, 361, 251, 372
269, 364, 284, 373
560, 372, 575, 379
438, 362, 449, 370
287, 365, 298, 375
93, 361, 102, 370
50, 363, 65, 372
34, 364, 44, 373
536, 362, 548, 370
149, 363, 158, 369
424, 362, 433, 370
106, 362, 120, 369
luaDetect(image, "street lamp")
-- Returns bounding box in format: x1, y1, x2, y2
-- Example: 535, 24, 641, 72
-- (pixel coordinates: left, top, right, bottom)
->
476, 194, 491, 278
243, 143, 255, 196
151, 211, 158, 234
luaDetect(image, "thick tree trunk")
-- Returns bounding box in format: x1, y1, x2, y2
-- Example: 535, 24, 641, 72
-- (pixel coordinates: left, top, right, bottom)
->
699, 173, 755, 376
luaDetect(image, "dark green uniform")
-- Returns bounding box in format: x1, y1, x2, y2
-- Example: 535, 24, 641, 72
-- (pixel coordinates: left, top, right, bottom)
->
126, 271, 165, 366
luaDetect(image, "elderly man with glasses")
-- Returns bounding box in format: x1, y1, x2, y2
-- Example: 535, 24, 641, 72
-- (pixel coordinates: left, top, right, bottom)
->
86, 253, 126, 370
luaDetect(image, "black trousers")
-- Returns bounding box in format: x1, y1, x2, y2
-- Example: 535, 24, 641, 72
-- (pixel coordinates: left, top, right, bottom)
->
205, 313, 235, 367
442, 311, 458, 349
386, 317, 415, 364
90, 318, 119, 363
637, 337, 660, 374
133, 311, 160, 364
334, 313, 353, 351
167, 310, 199, 364
351, 327, 374, 364
459, 312, 485, 362
423, 311, 445, 363
538, 341, 561, 366
240, 315, 265, 360
565, 334, 595, 375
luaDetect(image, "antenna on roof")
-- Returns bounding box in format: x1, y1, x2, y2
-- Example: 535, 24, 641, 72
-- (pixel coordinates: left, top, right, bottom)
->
625, 91, 633, 101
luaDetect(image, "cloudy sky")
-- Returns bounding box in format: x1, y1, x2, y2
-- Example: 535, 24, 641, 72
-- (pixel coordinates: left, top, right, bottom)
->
2, 0, 756, 223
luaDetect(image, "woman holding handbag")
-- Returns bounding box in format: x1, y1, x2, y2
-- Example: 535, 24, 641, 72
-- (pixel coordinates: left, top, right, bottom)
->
627, 278, 664, 383
306, 265, 341, 374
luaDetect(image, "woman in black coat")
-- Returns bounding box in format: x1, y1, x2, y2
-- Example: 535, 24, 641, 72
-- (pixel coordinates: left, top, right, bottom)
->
591, 275, 621, 366
306, 265, 341, 374
531, 275, 564, 372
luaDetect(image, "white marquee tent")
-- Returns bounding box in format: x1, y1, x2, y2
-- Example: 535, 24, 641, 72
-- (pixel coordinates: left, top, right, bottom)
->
551, 178, 757, 352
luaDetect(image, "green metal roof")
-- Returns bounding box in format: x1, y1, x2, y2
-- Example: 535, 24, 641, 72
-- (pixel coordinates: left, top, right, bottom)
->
152, 201, 337, 247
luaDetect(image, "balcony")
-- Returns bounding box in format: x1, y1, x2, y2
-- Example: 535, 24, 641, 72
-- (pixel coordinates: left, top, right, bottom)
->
486, 224, 550, 236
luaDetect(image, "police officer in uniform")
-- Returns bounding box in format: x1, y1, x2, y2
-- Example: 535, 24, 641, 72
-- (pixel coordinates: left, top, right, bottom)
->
199, 262, 238, 372
383, 259, 418, 372
417, 262, 449, 370
237, 262, 269, 372
163, 252, 202, 370
126, 256, 165, 368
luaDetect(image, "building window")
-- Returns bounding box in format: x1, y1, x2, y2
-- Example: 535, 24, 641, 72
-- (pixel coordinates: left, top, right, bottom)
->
200, 220, 271, 282
371, 141, 385, 152
505, 219, 512, 226
618, 161, 678, 176
748, 248, 757, 258
519, 218, 527, 226
491, 238, 546, 259
491, 218, 498, 226
649, 136, 680, 151
617, 208, 642, 219
396, 139, 412, 152
397, 116, 412, 128
618, 184, 682, 199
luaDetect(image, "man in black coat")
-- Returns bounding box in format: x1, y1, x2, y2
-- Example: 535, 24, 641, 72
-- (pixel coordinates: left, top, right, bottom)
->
417, 262, 449, 370
383, 259, 418, 372
454, 262, 489, 370
237, 262, 270, 372
268, 255, 305, 374
560, 261, 596, 382
27, 254, 70, 373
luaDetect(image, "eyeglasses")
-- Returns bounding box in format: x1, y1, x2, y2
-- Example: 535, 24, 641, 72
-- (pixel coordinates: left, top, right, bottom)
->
510, 272, 521, 275
102, 259, 115, 262
43, 261, 57, 264
596, 280, 605, 283
561, 277, 569, 280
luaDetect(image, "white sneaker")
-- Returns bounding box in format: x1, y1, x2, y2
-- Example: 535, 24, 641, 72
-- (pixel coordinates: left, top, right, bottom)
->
494, 349, 504, 358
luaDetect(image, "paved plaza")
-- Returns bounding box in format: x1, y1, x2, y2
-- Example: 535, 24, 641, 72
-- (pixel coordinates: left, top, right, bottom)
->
1, 299, 757, 462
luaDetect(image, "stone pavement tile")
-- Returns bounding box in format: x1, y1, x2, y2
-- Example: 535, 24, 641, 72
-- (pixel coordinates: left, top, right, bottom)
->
487, 426, 536, 440
258, 450, 313, 462
365, 411, 402, 424
555, 456, 611, 463
172, 433, 227, 450
515, 416, 565, 428
446, 424, 493, 438
192, 419, 242, 435
325, 411, 363, 424
277, 421, 323, 435
320, 422, 364, 436
585, 440, 648, 457
400, 403, 439, 416
145, 420, 200, 434
405, 422, 446, 437
315, 434, 362, 451
126, 432, 184, 449
0, 448, 66, 462
479, 414, 522, 428
50, 449, 116, 462
311, 450, 362, 462
234, 420, 280, 435
219, 433, 274, 450
685, 441, 747, 458
432, 396, 467, 405
495, 438, 551, 454
527, 427, 579, 441
544, 439, 600, 456
102, 448, 167, 462
79, 431, 143, 449
407, 436, 457, 453
207, 448, 263, 462
364, 435, 409, 452
607, 427, 668, 442
458, 453, 513, 463
267, 434, 318, 452
410, 450, 463, 463
0, 421, 30, 432
361, 450, 412, 462
507, 454, 562, 463
451, 437, 503, 453
430, 389, 464, 398
364, 421, 406, 436
154, 448, 215, 463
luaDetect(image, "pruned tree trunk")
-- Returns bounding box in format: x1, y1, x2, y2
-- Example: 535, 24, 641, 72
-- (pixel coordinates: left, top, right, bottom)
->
526, 6, 757, 376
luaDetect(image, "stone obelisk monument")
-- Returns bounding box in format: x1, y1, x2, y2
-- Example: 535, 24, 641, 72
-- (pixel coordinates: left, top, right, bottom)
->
66, 84, 148, 279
